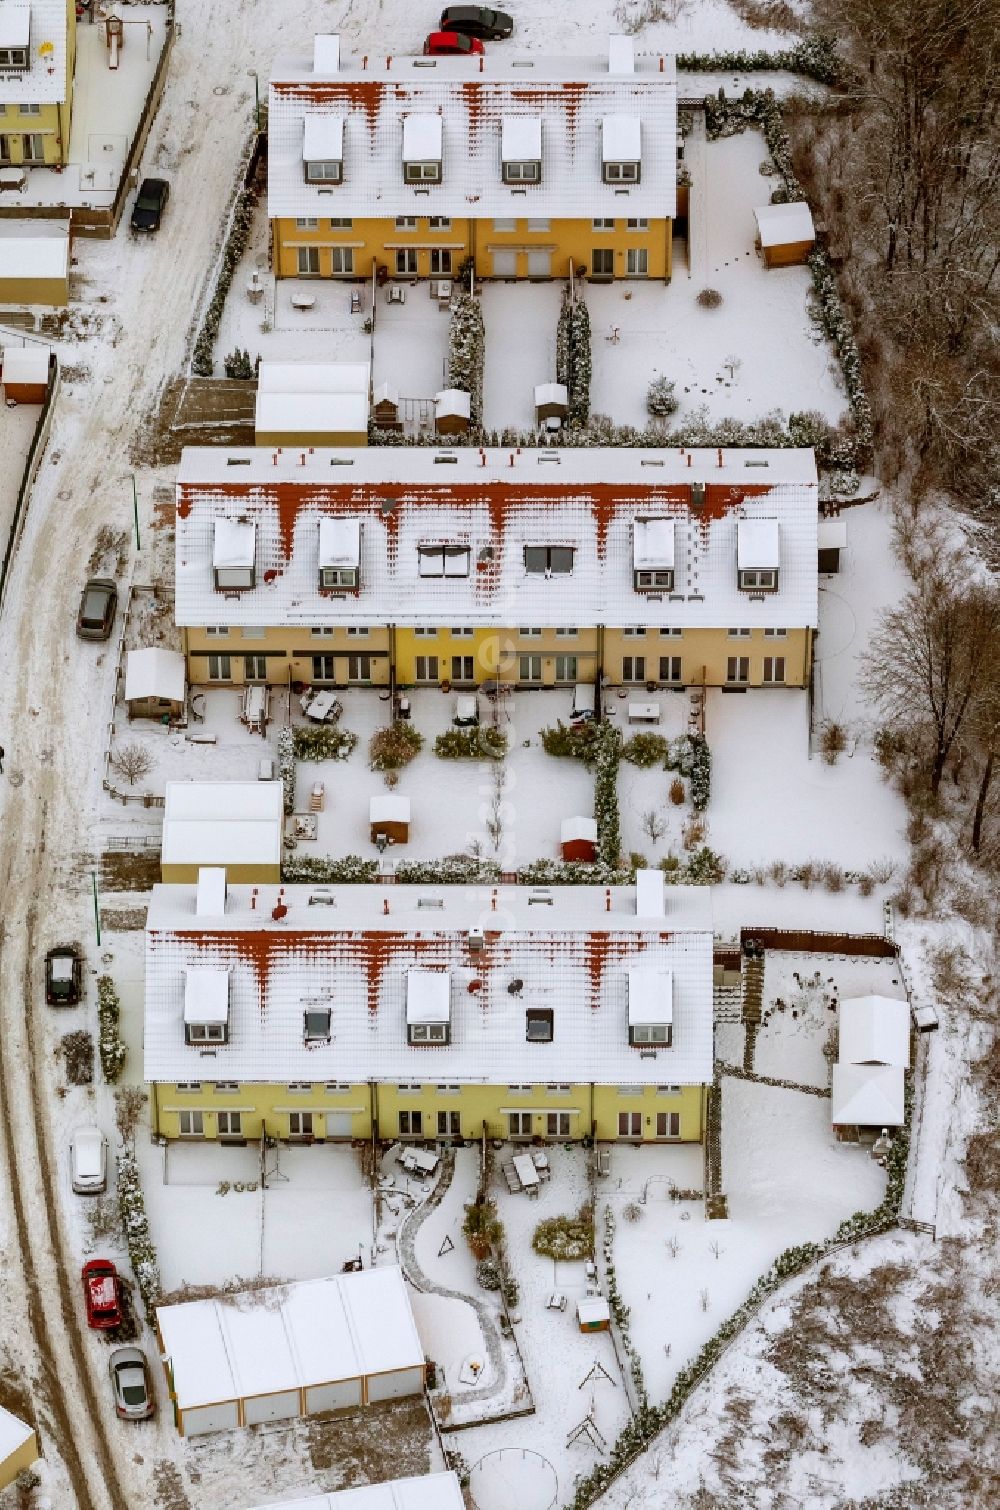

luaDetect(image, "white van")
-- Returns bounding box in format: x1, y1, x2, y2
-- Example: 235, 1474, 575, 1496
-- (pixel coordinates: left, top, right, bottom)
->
71, 1126, 108, 1195
570, 683, 596, 723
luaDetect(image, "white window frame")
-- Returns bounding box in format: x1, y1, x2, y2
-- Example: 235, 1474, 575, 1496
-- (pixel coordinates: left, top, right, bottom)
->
451, 655, 475, 681
296, 217, 318, 229
738, 568, 778, 591
554, 655, 577, 682
626, 247, 648, 275
178, 1111, 204, 1137
347, 654, 372, 683
414, 655, 439, 682
659, 655, 682, 683
627, 218, 649, 230
330, 247, 354, 275
764, 627, 787, 638
288, 1111, 314, 1139
622, 656, 646, 682
244, 654, 267, 681
429, 248, 452, 274
546, 1112, 571, 1137
206, 625, 229, 636
603, 161, 639, 183
591, 248, 615, 277
623, 626, 646, 638
437, 1110, 461, 1137
727, 656, 750, 684
508, 1111, 532, 1138
217, 1111, 242, 1138
727, 627, 751, 638
304, 160, 342, 183
656, 1111, 681, 1138
395, 248, 418, 275
207, 655, 231, 682
617, 1111, 642, 1138
404, 161, 441, 183
312, 654, 335, 681
519, 655, 542, 682
399, 1109, 423, 1137
518, 627, 542, 638
503, 160, 539, 183
297, 246, 320, 275
763, 656, 786, 684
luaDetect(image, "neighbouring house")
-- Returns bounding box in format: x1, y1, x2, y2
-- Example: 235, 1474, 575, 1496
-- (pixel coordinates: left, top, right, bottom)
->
173, 445, 819, 694
433, 388, 470, 436
0, 1405, 39, 1491
0, 219, 70, 305
0, 0, 77, 170
124, 647, 186, 723
142, 869, 715, 1146
245, 1474, 466, 1510
753, 201, 816, 268
534, 381, 569, 427
267, 34, 676, 285
161, 780, 283, 883
1, 342, 50, 401
156, 1268, 425, 1437
369, 793, 410, 845
831, 993, 910, 1139
560, 815, 597, 862
255, 361, 370, 447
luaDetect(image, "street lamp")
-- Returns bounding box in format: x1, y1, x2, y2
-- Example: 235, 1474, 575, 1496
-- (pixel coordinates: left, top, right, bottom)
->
130, 473, 141, 553
247, 69, 260, 133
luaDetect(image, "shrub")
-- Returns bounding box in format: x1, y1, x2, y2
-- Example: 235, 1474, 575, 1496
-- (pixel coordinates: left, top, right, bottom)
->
463, 1199, 502, 1259
819, 720, 847, 765
593, 722, 624, 867
368, 722, 423, 771
276, 725, 295, 813
282, 854, 378, 884
669, 776, 686, 805
223, 346, 255, 379
434, 726, 507, 760
117, 1143, 161, 1323
97, 976, 126, 1084
446, 292, 485, 426
689, 733, 712, 811
556, 287, 592, 426
621, 732, 670, 769
191, 174, 257, 377
396, 855, 501, 883
697, 288, 723, 308
61, 1030, 94, 1086
540, 719, 599, 760
293, 725, 357, 762
476, 1257, 501, 1290
532, 1204, 593, 1261
647, 375, 679, 417
685, 845, 727, 884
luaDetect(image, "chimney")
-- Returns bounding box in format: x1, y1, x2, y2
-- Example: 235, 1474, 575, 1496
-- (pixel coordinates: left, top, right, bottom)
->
313, 34, 340, 74
691, 481, 706, 512
636, 869, 665, 918
491, 888, 498, 911
383, 897, 390, 915
605, 888, 611, 913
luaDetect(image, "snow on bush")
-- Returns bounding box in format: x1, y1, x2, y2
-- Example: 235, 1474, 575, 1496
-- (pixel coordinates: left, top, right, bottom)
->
556, 287, 592, 427
592, 721, 624, 868
294, 725, 358, 762
646, 374, 679, 417
368, 722, 423, 771
446, 292, 485, 426
603, 1206, 649, 1408
117, 1143, 161, 1324
281, 854, 378, 884
434, 726, 508, 759
621, 732, 670, 769
276, 725, 295, 814
677, 36, 849, 87
395, 855, 502, 884
689, 732, 712, 812
97, 976, 126, 1084
61, 1030, 94, 1086
531, 1205, 593, 1261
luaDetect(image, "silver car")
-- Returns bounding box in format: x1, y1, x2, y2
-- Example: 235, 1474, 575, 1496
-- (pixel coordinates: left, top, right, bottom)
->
109, 1347, 154, 1420
70, 1126, 107, 1194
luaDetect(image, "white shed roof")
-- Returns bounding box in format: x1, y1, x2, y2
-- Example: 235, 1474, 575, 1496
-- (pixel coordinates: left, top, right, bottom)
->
319, 517, 361, 568
501, 115, 541, 161
124, 648, 186, 704
602, 114, 640, 162
402, 114, 442, 161
0, 220, 70, 281
183, 967, 229, 1026
0, 1404, 33, 1463
370, 794, 410, 823
577, 1296, 611, 1325
633, 518, 675, 570
534, 382, 568, 409
258, 362, 369, 396
162, 781, 284, 868
157, 1267, 423, 1412
831, 1064, 905, 1128
213, 519, 256, 569
737, 518, 780, 570
406, 969, 451, 1025
255, 392, 368, 438
246, 1471, 466, 1510
434, 389, 471, 419
561, 816, 597, 844
2, 344, 49, 386
303, 114, 344, 161
818, 519, 848, 550
627, 967, 672, 1026
838, 995, 910, 1068
754, 200, 815, 248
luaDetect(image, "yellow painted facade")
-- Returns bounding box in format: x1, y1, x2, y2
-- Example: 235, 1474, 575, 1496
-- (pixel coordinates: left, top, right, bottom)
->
151, 1080, 707, 1145
0, 1, 76, 167
0, 1426, 39, 1492
160, 861, 281, 886
183, 624, 811, 691
272, 214, 672, 283
255, 428, 368, 448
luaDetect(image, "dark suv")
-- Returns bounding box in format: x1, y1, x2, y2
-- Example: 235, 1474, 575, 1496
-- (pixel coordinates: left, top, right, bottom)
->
46, 946, 82, 1005
76, 579, 117, 641
440, 6, 514, 40
130, 178, 169, 234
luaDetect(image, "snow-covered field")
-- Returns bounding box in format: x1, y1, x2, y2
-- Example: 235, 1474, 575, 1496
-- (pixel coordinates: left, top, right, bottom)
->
0, 396, 40, 551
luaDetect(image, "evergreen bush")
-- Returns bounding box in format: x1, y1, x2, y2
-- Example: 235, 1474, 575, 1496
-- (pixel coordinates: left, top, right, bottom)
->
191, 172, 257, 378
434, 726, 508, 759
281, 854, 378, 884
557, 287, 592, 426
117, 1144, 161, 1324
97, 976, 126, 1084
294, 725, 358, 762
532, 1205, 594, 1261
646, 375, 679, 417
276, 725, 296, 814
446, 293, 485, 425
369, 722, 423, 771
621, 733, 670, 769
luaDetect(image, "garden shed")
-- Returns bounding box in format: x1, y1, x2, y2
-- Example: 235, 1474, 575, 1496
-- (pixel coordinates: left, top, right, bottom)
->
1, 343, 50, 402
818, 519, 847, 573
124, 648, 186, 723
838, 995, 910, 1068
370, 794, 410, 845
156, 1267, 425, 1437
247, 1472, 466, 1509
434, 389, 471, 436
255, 361, 371, 447
372, 381, 401, 430
162, 780, 283, 883
560, 816, 597, 862
753, 201, 816, 268
0, 1406, 38, 1492
534, 381, 569, 426
831, 1063, 904, 1135
0, 220, 70, 305
576, 1296, 610, 1333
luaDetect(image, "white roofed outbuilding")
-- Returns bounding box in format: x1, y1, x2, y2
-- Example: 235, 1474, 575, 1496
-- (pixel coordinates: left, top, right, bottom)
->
162, 780, 284, 884
831, 1064, 905, 1130
838, 995, 910, 1068
124, 648, 186, 721
754, 201, 816, 268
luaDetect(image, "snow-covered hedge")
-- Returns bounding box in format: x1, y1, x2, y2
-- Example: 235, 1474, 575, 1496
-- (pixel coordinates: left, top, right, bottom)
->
688, 733, 711, 812
276, 725, 295, 814
97, 976, 126, 1084
294, 725, 358, 762
281, 854, 378, 884
446, 293, 485, 426
117, 1144, 161, 1324
557, 288, 592, 427
191, 161, 258, 377
395, 855, 502, 884
434, 726, 507, 759
592, 721, 623, 868
516, 859, 635, 886
677, 36, 849, 87
603, 1206, 649, 1409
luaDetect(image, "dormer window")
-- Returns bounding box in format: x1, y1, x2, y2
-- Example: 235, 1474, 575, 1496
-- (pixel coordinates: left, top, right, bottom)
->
318, 517, 361, 589
303, 116, 344, 183
525, 1008, 554, 1042
627, 968, 672, 1047
403, 115, 442, 184
736, 520, 780, 592
524, 545, 574, 576
633, 519, 675, 592
406, 969, 451, 1045
418, 544, 470, 578
501, 116, 541, 185
213, 520, 256, 590
304, 1007, 332, 1043
602, 116, 641, 184
183, 968, 230, 1046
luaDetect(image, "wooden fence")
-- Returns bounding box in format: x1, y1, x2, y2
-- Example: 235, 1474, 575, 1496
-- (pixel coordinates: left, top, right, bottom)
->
0, 348, 59, 609
740, 927, 896, 958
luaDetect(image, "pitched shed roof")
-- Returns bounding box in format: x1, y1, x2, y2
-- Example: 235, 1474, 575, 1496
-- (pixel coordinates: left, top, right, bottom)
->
754, 201, 815, 248
124, 648, 186, 704
831, 1063, 905, 1127
838, 995, 910, 1068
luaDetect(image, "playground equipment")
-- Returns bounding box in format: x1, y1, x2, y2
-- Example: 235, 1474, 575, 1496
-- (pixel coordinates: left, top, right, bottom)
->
105, 13, 123, 69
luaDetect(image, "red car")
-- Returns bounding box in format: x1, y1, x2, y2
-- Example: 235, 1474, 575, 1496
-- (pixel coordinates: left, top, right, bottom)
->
423, 30, 485, 55
83, 1259, 123, 1330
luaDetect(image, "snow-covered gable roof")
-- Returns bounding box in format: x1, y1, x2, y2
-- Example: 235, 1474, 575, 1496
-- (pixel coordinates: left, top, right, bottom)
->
831, 1064, 904, 1127
838, 995, 910, 1068
174, 447, 818, 631
534, 381, 568, 409
434, 388, 470, 419
2, 344, 49, 386
370, 794, 410, 823
267, 46, 677, 221
0, 1, 69, 105
163, 781, 284, 869
156, 1267, 423, 1411
0, 1403, 34, 1463
633, 517, 674, 570
258, 362, 369, 396
124, 647, 185, 703
754, 200, 815, 248
406, 968, 450, 1025
143, 881, 714, 1086
255, 392, 369, 439
561, 816, 597, 843
246, 1472, 466, 1510
0, 220, 69, 280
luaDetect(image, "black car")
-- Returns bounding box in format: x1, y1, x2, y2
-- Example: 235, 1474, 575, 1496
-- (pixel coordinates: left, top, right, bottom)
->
440, 6, 514, 40
130, 177, 169, 234
76, 578, 118, 641
46, 946, 82, 1006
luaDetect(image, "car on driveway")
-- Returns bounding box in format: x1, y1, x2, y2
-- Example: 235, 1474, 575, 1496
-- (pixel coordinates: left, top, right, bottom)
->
440, 5, 514, 39
71, 1126, 108, 1195
45, 945, 82, 1005
83, 1259, 123, 1330
130, 177, 169, 234
424, 29, 485, 55
109, 1347, 154, 1420
76, 578, 117, 641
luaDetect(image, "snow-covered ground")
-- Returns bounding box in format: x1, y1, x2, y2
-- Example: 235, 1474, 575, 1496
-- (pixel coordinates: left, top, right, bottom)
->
0, 396, 40, 552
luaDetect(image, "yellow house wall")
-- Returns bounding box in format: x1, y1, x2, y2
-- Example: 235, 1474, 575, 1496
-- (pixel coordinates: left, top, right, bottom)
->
603, 627, 813, 688
184, 626, 392, 688
592, 1083, 706, 1142
255, 429, 367, 448
272, 216, 672, 281
160, 862, 281, 886
0, 102, 65, 164
151, 1082, 373, 1142
0, 273, 67, 306
0, 1431, 40, 1492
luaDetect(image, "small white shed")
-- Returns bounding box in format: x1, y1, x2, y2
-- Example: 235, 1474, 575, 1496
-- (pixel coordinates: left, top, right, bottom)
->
753, 201, 816, 268
124, 647, 186, 722
838, 995, 910, 1068
434, 389, 471, 436
560, 816, 597, 862
162, 780, 284, 883
255, 361, 371, 447
534, 381, 569, 424
831, 1063, 905, 1133
370, 794, 410, 844
577, 1296, 611, 1333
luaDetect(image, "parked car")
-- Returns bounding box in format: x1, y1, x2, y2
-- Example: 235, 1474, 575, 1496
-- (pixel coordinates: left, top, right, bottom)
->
108, 1347, 154, 1420
45, 944, 82, 1005
440, 5, 514, 39
423, 29, 485, 55
76, 578, 117, 641
70, 1126, 108, 1195
130, 177, 169, 234
82, 1259, 123, 1330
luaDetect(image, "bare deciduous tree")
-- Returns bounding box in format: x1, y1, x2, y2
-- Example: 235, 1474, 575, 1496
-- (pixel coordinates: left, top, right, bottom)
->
111, 741, 155, 786
641, 809, 667, 843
